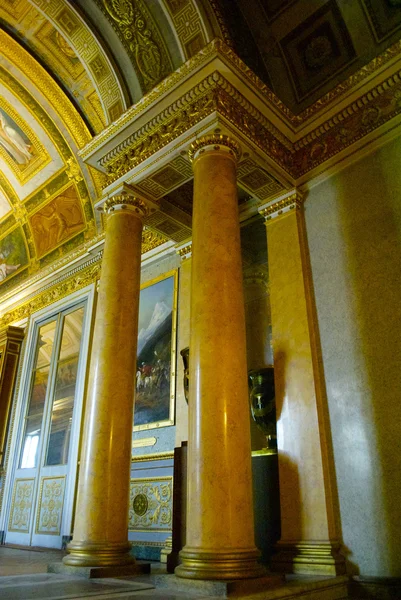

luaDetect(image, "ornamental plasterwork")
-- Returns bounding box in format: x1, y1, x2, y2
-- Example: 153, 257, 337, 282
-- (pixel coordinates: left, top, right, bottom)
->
81, 38, 401, 176
35, 476, 66, 535
97, 0, 172, 93
129, 477, 173, 532
8, 479, 35, 532
101, 74, 293, 182
30, 0, 127, 124
162, 0, 209, 59
90, 53, 401, 186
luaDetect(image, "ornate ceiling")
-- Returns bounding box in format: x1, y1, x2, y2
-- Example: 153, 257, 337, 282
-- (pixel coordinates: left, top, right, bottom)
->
216, 0, 401, 114
0, 0, 400, 300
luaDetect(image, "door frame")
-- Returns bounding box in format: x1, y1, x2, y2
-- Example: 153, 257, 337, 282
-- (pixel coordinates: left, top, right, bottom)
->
0, 283, 95, 546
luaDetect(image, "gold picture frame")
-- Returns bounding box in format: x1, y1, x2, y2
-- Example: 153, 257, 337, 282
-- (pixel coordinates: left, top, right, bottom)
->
133, 269, 178, 431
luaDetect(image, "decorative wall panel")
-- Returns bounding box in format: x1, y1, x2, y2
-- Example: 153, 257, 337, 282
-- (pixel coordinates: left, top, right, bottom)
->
35, 475, 66, 535
129, 476, 173, 532
8, 478, 34, 532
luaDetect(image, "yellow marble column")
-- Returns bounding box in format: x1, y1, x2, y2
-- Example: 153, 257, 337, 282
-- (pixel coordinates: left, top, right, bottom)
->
259, 190, 345, 575
175, 135, 265, 581
64, 192, 148, 568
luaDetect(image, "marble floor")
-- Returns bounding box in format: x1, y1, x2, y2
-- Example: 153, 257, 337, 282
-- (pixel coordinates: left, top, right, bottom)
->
0, 546, 351, 600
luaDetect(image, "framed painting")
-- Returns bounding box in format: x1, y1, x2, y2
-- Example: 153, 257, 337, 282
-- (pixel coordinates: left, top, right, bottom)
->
133, 269, 178, 431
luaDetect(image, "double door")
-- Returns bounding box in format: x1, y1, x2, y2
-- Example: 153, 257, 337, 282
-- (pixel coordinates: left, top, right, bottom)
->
5, 301, 87, 548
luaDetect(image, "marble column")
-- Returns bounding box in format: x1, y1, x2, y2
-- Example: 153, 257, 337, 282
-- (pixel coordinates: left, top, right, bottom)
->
259, 190, 345, 575
175, 135, 264, 581
64, 193, 147, 568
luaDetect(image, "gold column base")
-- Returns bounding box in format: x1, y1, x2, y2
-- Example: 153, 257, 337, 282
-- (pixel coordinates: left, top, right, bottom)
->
271, 541, 346, 575
63, 540, 136, 567
175, 547, 266, 580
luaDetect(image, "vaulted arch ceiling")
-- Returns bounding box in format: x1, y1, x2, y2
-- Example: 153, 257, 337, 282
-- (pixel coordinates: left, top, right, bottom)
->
0, 28, 98, 294
1, 0, 401, 300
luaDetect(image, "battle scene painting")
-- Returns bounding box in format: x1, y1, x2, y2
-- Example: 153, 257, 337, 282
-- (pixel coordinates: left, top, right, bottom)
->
133, 271, 177, 430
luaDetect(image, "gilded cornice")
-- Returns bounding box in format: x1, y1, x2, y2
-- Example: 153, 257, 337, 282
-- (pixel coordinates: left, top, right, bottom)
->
79, 40, 224, 161
0, 29, 91, 150
80, 38, 401, 192
0, 262, 101, 329
102, 73, 293, 182
81, 37, 401, 168
292, 68, 401, 177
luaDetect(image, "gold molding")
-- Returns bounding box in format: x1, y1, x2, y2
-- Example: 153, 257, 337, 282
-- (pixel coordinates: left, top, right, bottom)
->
0, 262, 100, 329
132, 451, 174, 462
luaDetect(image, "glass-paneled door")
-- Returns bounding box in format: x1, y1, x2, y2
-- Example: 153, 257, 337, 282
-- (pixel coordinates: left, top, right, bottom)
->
6, 303, 87, 548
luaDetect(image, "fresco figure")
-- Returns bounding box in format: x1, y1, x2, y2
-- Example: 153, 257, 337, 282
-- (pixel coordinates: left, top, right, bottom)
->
0, 110, 33, 165
0, 256, 20, 281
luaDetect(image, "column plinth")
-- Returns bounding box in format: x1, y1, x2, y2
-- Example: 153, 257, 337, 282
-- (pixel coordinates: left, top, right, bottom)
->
64, 194, 147, 568
175, 135, 265, 581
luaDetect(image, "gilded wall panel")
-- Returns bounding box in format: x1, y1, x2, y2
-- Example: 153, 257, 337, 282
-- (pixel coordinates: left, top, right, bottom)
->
129, 476, 173, 532
8, 478, 35, 532
35, 476, 66, 535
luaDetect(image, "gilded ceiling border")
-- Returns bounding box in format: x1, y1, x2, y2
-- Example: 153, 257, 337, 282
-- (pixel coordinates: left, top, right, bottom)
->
31, 0, 127, 123
0, 29, 91, 150
0, 260, 101, 330
81, 37, 401, 165
99, 64, 401, 183
0, 226, 167, 311
96, 0, 172, 93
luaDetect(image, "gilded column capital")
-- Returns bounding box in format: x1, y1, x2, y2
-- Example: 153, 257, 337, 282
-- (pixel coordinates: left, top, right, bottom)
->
103, 194, 149, 218
188, 134, 241, 163
258, 189, 304, 222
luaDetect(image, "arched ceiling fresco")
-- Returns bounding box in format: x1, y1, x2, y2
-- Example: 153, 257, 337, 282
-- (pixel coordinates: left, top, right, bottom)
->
0, 28, 97, 294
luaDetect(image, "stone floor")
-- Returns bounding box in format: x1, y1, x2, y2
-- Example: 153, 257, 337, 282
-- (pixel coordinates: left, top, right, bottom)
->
0, 546, 350, 599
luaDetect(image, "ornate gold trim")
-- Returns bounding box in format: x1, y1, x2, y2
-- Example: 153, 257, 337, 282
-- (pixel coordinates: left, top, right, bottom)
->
260, 191, 304, 221
0, 262, 101, 329
35, 475, 66, 536
188, 134, 240, 162
132, 451, 174, 463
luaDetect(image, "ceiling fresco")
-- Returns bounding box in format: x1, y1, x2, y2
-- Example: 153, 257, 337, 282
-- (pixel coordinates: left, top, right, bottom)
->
0, 0, 129, 132
0, 28, 97, 294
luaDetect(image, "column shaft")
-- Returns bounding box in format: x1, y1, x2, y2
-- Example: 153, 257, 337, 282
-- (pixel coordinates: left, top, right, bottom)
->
64, 200, 144, 567
176, 137, 264, 580
263, 196, 345, 575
